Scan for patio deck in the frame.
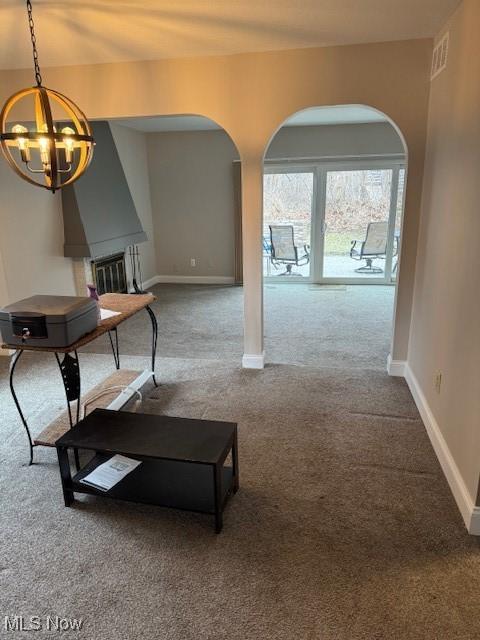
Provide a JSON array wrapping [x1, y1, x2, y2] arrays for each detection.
[[264, 254, 395, 279]]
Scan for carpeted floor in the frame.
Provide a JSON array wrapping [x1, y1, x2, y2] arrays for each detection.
[[80, 283, 395, 369], [1, 285, 479, 640]]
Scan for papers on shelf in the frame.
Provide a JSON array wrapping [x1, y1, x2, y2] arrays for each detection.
[[80, 454, 141, 491], [100, 308, 122, 321]]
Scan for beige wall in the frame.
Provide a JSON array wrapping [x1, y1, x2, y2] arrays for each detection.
[[145, 122, 403, 278], [0, 38, 432, 360], [0, 159, 76, 307], [110, 123, 156, 283], [0, 123, 155, 312], [409, 0, 480, 504], [0, 233, 12, 307], [146, 130, 239, 278]]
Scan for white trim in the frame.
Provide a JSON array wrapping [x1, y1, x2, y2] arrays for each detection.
[[404, 363, 479, 535], [242, 352, 265, 369], [141, 275, 160, 290], [144, 275, 235, 285], [106, 370, 154, 411], [261, 154, 406, 166], [386, 354, 406, 376]]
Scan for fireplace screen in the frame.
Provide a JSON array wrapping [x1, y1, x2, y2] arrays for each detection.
[[92, 253, 127, 295]]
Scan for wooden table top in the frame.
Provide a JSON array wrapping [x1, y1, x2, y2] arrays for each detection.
[[2, 292, 155, 353], [56, 408, 236, 464]]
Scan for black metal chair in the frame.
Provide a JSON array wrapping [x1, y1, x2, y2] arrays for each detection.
[[350, 221, 388, 273], [269, 224, 310, 276]]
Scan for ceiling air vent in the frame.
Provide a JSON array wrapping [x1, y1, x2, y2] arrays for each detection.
[[431, 32, 449, 80]]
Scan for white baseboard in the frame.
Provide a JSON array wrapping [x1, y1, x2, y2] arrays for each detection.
[[141, 275, 160, 290], [154, 275, 235, 285], [404, 362, 479, 535], [242, 352, 265, 369], [128, 274, 235, 290], [387, 354, 406, 376]]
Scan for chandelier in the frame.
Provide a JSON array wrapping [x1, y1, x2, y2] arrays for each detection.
[[0, 1, 94, 193]]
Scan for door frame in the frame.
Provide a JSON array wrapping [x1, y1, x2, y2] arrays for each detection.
[[263, 164, 317, 282], [264, 156, 406, 285]]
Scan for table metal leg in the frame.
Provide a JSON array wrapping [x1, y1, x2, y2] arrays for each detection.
[[132, 279, 159, 387], [108, 328, 120, 370], [9, 350, 35, 466], [145, 305, 158, 387], [56, 446, 74, 506], [55, 350, 81, 470], [213, 463, 223, 534]]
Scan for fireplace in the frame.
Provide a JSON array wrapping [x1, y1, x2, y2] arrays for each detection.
[[71, 247, 144, 297], [91, 252, 128, 295]]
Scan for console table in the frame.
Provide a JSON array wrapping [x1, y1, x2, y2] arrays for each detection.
[[56, 409, 239, 533], [2, 293, 158, 465]]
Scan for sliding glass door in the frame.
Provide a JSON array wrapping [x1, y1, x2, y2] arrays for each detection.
[[391, 168, 406, 283], [320, 167, 394, 282], [263, 160, 405, 284], [263, 168, 314, 279]]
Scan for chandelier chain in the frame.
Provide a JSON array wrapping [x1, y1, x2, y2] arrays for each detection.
[[26, 0, 42, 86]]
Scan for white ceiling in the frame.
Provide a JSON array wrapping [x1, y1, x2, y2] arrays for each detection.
[[114, 106, 388, 132], [0, 0, 461, 71]]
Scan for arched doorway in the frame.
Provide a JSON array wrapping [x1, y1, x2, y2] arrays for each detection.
[[262, 105, 408, 368], [83, 113, 245, 363]]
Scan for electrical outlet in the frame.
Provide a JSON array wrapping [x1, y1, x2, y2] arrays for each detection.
[[434, 372, 442, 394], [190, 258, 196, 268]]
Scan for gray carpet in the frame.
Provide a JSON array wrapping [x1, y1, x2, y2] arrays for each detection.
[[1, 285, 479, 640], [80, 283, 395, 369]]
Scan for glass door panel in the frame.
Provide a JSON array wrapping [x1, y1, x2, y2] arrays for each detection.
[[322, 169, 393, 280], [391, 168, 405, 282], [263, 171, 313, 279]]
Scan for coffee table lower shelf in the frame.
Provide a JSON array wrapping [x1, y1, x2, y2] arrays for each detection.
[[65, 453, 235, 532]]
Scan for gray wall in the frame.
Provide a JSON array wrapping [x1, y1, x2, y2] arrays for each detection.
[[110, 123, 157, 283], [147, 122, 403, 277], [266, 122, 404, 159], [147, 130, 240, 278]]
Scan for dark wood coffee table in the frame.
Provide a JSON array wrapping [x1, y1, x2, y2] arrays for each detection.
[[55, 409, 239, 533]]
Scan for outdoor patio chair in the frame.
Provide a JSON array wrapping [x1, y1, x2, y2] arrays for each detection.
[[350, 221, 388, 273], [263, 235, 273, 276], [269, 224, 310, 276]]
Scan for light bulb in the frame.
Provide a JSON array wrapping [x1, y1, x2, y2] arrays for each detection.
[[11, 124, 30, 162], [37, 123, 57, 167], [61, 126, 75, 164], [38, 136, 50, 166], [12, 123, 28, 138]]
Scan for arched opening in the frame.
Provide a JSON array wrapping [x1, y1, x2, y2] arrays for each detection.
[[81, 113, 245, 363], [262, 105, 408, 368]]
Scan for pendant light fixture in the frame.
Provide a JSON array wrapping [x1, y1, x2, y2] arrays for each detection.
[[0, 0, 94, 193]]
